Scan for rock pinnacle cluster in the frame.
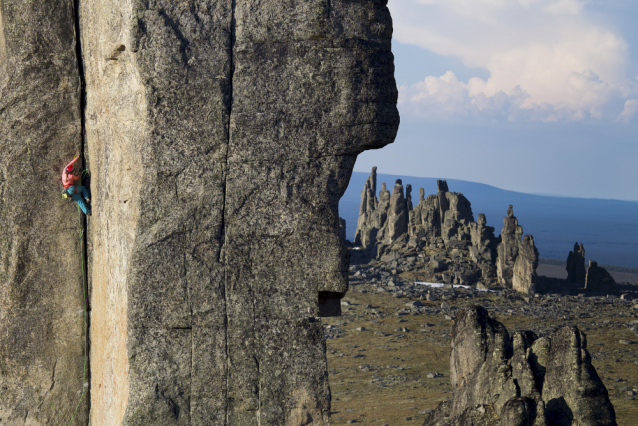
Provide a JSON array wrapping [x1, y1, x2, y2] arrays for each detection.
[[354, 168, 539, 293]]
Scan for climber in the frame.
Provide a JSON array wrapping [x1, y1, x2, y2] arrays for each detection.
[[62, 156, 91, 215]]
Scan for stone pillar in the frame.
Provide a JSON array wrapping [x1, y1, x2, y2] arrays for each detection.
[[387, 179, 408, 242], [566, 242, 586, 285], [497, 205, 523, 287], [80, 1, 399, 425]]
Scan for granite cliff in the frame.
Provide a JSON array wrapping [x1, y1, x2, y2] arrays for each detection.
[[0, 1, 399, 425]]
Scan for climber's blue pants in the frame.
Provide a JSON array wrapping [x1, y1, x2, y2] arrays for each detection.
[[67, 185, 91, 214]]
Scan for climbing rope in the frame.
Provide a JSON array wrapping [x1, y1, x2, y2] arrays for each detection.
[[65, 202, 89, 426], [53, 169, 89, 426]]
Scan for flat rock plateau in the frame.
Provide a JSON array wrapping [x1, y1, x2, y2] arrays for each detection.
[[323, 249, 638, 425]]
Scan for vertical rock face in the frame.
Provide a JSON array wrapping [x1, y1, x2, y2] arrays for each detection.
[[496, 206, 524, 288], [79, 1, 399, 425], [387, 179, 408, 241], [423, 306, 616, 426], [410, 192, 441, 239], [541, 326, 616, 426], [585, 261, 616, 293], [0, 1, 88, 424], [512, 235, 539, 294], [441, 192, 474, 248], [339, 217, 347, 244], [566, 242, 586, 285], [469, 214, 498, 281]]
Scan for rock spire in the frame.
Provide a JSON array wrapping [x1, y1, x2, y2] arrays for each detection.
[[566, 242, 586, 284]]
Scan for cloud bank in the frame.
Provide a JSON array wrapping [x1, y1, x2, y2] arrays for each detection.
[[391, 0, 638, 122]]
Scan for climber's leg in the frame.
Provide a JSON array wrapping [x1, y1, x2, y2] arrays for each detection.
[[71, 193, 90, 215], [76, 185, 90, 200]]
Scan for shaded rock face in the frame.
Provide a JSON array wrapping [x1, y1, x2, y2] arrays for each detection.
[[339, 217, 347, 244], [566, 242, 586, 285], [1, 1, 399, 425], [585, 261, 616, 294], [0, 1, 88, 424], [423, 306, 616, 426]]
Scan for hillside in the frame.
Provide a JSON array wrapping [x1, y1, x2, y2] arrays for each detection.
[[341, 171, 638, 268]]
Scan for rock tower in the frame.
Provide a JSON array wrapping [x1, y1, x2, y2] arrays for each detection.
[[423, 306, 617, 426], [566, 242, 586, 284], [0, 1, 399, 424]]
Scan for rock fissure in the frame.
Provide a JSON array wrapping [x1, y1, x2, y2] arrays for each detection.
[[73, 0, 91, 422], [222, 0, 237, 423]]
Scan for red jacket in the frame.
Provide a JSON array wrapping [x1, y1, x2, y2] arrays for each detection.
[[62, 157, 80, 188]]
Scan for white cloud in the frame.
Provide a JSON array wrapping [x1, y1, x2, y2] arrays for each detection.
[[618, 99, 638, 123], [390, 0, 638, 122]]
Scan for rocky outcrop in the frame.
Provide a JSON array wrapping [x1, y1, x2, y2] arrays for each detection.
[[0, 2, 88, 424], [423, 306, 616, 426], [496, 206, 538, 292], [1, 2, 399, 425], [512, 235, 539, 294], [410, 189, 442, 239], [441, 190, 474, 249], [566, 242, 586, 285], [387, 179, 408, 242], [469, 214, 498, 281], [585, 261, 616, 293], [496, 205, 523, 286], [354, 171, 391, 250], [355, 172, 537, 291]]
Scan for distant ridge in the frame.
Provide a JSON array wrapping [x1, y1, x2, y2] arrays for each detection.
[[341, 171, 638, 268]]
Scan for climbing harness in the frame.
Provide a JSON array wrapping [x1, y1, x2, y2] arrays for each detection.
[[61, 186, 77, 199], [62, 170, 87, 200]]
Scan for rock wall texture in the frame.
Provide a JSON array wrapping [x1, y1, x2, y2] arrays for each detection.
[[1, 1, 399, 425], [0, 1, 88, 424], [423, 306, 617, 426]]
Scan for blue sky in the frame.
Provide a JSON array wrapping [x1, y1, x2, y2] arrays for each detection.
[[355, 0, 638, 201]]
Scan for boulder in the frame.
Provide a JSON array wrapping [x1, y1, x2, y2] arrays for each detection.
[[585, 261, 616, 293]]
